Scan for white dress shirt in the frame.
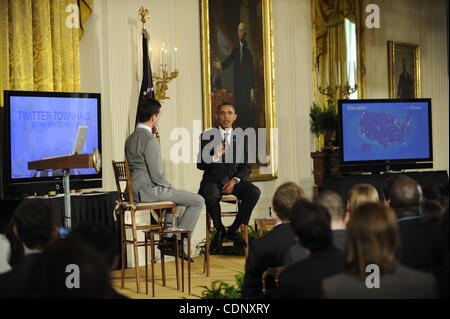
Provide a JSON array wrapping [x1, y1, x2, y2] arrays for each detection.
[[213, 127, 240, 183], [136, 123, 154, 135]]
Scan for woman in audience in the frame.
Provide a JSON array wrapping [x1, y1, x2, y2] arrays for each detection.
[[322, 203, 437, 299], [345, 184, 379, 221]]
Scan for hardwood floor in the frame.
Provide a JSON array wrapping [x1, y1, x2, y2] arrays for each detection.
[[111, 255, 245, 299]]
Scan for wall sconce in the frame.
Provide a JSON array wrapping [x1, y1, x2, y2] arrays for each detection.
[[139, 7, 179, 101]]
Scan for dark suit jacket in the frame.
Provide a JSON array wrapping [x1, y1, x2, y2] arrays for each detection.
[[0, 253, 39, 299], [323, 262, 437, 299], [397, 216, 441, 274], [197, 128, 251, 187], [241, 223, 297, 298], [271, 246, 343, 299], [286, 229, 346, 266]]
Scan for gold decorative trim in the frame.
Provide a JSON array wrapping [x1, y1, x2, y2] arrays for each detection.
[[200, 0, 277, 181], [388, 41, 421, 99]]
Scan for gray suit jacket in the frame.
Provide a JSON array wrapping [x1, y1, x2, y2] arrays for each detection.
[[125, 127, 172, 203]]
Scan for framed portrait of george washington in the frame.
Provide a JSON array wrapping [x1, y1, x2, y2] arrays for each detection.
[[388, 41, 421, 99], [200, 0, 277, 181]]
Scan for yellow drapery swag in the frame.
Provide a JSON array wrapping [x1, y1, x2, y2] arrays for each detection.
[[0, 0, 93, 107], [312, 0, 358, 106]]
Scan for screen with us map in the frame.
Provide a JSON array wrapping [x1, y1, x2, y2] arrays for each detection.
[[340, 100, 431, 163]]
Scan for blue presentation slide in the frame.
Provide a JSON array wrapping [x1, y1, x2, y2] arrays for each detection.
[[341, 101, 430, 162], [10, 96, 99, 179]]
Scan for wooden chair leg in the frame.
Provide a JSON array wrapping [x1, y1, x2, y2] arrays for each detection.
[[204, 213, 211, 277], [150, 233, 156, 297], [120, 211, 126, 289], [161, 241, 166, 287], [145, 234, 149, 295], [187, 233, 191, 295], [174, 237, 180, 290], [131, 210, 140, 293], [181, 237, 185, 293]]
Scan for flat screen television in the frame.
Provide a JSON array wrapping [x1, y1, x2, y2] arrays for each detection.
[[338, 98, 433, 173], [3, 90, 102, 196]]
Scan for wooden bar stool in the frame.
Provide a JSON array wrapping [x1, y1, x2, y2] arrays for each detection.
[[144, 229, 192, 297], [203, 194, 249, 277], [112, 160, 177, 294]]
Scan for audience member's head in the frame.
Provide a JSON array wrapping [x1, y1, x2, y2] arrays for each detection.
[[67, 224, 118, 270], [272, 182, 304, 222], [384, 175, 423, 218], [345, 203, 399, 278], [423, 182, 449, 211], [422, 200, 445, 224], [316, 191, 345, 226], [30, 237, 112, 299], [290, 199, 332, 254], [346, 184, 379, 217], [10, 200, 58, 252]]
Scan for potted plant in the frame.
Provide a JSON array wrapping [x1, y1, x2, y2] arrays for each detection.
[[309, 102, 338, 150], [309, 102, 340, 188]]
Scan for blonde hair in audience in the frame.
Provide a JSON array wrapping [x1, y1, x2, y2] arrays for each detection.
[[347, 184, 380, 215], [345, 203, 399, 278]]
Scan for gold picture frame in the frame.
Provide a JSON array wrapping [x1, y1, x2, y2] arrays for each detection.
[[388, 41, 421, 99], [200, 0, 277, 181]]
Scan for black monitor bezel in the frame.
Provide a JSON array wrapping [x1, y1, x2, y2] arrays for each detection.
[[337, 98, 433, 169]]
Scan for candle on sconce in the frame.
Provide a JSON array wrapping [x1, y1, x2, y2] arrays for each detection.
[[174, 47, 178, 71], [165, 48, 169, 71], [161, 43, 165, 67]]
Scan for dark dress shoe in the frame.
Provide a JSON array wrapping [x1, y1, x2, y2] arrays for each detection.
[[160, 242, 194, 262], [227, 229, 247, 248], [211, 228, 226, 252], [157, 237, 176, 253]]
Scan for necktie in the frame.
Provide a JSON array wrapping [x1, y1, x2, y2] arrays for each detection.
[[224, 132, 230, 147]]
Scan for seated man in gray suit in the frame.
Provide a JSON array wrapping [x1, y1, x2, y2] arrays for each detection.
[[125, 98, 204, 262]]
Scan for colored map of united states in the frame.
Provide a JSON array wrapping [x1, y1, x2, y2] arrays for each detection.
[[359, 112, 411, 148]]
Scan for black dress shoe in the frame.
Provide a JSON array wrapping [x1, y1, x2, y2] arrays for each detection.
[[160, 242, 194, 262], [227, 229, 247, 248], [211, 228, 226, 253], [157, 237, 176, 253]]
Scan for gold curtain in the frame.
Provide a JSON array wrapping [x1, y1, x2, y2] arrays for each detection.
[[0, 0, 93, 107], [312, 0, 357, 105]]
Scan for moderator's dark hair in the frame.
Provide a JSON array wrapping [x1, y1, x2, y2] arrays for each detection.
[[12, 199, 57, 250], [68, 223, 118, 267], [290, 199, 332, 253], [217, 102, 235, 113], [136, 98, 161, 123]]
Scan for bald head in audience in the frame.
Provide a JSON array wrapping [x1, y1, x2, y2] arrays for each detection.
[[385, 176, 423, 218]]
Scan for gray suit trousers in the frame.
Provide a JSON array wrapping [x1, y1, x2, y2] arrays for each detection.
[[151, 187, 204, 234]]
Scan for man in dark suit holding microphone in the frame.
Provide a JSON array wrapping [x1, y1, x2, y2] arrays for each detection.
[[197, 102, 260, 251]]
